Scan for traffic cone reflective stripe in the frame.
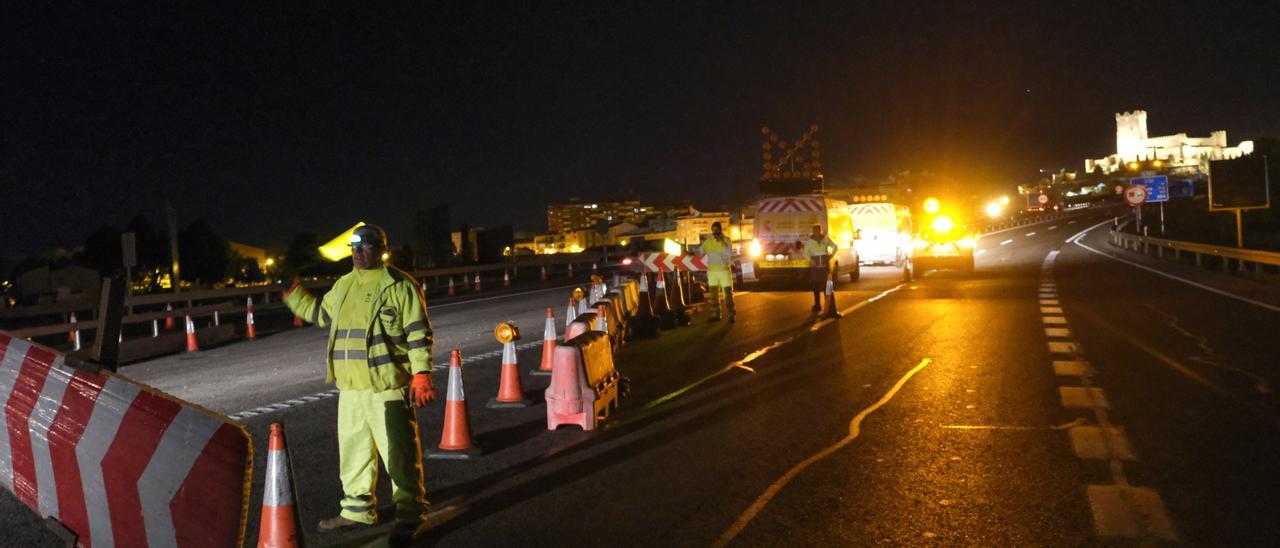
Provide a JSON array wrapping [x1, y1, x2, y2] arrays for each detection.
[[429, 349, 480, 458], [68, 312, 81, 351], [535, 308, 556, 375], [566, 298, 577, 333], [185, 315, 199, 352], [246, 296, 257, 340], [488, 342, 530, 408], [503, 271, 511, 287], [258, 422, 301, 548]]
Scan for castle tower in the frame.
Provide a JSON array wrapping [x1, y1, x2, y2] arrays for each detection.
[[1115, 110, 1148, 162]]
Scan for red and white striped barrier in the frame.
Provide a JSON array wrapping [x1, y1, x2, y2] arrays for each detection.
[[0, 331, 251, 547], [636, 252, 707, 272]]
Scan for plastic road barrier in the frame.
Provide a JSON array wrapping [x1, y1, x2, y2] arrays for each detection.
[[546, 331, 620, 431], [0, 331, 252, 547]]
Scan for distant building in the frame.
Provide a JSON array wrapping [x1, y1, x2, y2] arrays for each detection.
[[675, 211, 730, 245], [227, 241, 268, 269], [1085, 110, 1254, 174], [546, 199, 641, 233]]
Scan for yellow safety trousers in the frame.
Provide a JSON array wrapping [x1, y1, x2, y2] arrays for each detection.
[[337, 387, 429, 525]]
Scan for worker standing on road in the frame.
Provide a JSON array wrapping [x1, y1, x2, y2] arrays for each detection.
[[282, 224, 434, 547], [701, 221, 735, 322], [804, 224, 838, 313]]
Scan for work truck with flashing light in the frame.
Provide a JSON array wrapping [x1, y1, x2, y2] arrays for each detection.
[[743, 195, 860, 285]]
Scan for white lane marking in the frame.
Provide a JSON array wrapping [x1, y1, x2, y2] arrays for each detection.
[[713, 358, 931, 548], [1001, 239, 1014, 246], [1053, 360, 1089, 377], [975, 249, 987, 256], [1069, 220, 1077, 224], [1048, 341, 1080, 354], [1045, 328, 1071, 338], [1049, 225, 1058, 230], [1068, 220, 1280, 313], [1041, 306, 1064, 314], [1060, 386, 1110, 409], [1040, 299, 1059, 305], [1088, 485, 1179, 540], [1026, 232, 1037, 237], [1070, 426, 1136, 461]]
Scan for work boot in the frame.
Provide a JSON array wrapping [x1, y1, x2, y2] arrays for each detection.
[[389, 520, 430, 547], [318, 515, 370, 534]]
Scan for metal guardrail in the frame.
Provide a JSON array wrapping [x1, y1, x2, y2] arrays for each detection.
[[1108, 225, 1280, 280]]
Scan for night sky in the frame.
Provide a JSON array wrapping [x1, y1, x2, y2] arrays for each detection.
[[4, 2, 1278, 256]]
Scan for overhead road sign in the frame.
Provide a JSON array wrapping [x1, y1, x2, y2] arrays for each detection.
[[1130, 175, 1169, 203]]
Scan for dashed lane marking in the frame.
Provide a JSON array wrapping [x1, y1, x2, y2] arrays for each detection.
[[1041, 306, 1064, 314], [1048, 341, 1080, 354], [228, 340, 545, 420], [1044, 328, 1071, 338], [1087, 485, 1179, 541], [1026, 232, 1038, 237], [1001, 239, 1014, 246], [1040, 299, 1059, 305], [1053, 360, 1090, 377], [1042, 316, 1067, 325], [1049, 225, 1058, 230], [1070, 426, 1137, 461], [1060, 386, 1110, 410], [712, 358, 931, 548]]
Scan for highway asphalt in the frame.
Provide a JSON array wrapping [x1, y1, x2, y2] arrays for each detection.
[[3, 205, 1278, 547]]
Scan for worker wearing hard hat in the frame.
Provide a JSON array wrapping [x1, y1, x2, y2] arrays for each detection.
[[804, 224, 839, 314], [282, 224, 434, 546], [700, 221, 735, 322]]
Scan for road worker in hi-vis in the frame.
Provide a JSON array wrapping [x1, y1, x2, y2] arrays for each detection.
[[804, 224, 839, 315], [701, 221, 736, 322], [282, 224, 434, 546]]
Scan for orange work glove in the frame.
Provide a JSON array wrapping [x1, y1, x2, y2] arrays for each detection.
[[409, 373, 436, 407], [282, 277, 302, 298]]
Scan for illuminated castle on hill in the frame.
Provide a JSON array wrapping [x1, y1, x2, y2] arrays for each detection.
[[1085, 110, 1253, 174]]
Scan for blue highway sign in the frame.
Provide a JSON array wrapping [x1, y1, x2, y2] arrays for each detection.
[[1130, 175, 1169, 203]]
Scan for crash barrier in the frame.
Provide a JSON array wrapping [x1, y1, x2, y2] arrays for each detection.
[[977, 208, 1084, 234], [546, 330, 620, 430], [1108, 227, 1280, 282], [565, 312, 595, 342], [592, 302, 625, 352], [0, 331, 252, 547]]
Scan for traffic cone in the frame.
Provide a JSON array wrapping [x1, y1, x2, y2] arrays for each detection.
[[822, 275, 841, 319], [566, 298, 577, 333], [428, 349, 481, 459], [68, 312, 81, 351], [541, 265, 548, 281], [592, 263, 598, 274], [653, 271, 675, 329], [631, 273, 658, 338], [567, 263, 573, 278], [164, 303, 175, 330], [577, 294, 588, 316], [534, 308, 556, 376], [595, 304, 609, 332], [448, 277, 456, 296], [245, 296, 257, 341], [185, 315, 199, 352], [488, 341, 530, 408], [474, 273, 481, 292], [258, 422, 302, 548]]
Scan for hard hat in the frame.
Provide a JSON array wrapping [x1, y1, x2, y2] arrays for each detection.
[[350, 224, 388, 247]]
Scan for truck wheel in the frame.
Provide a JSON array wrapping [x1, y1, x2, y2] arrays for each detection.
[[848, 262, 861, 282]]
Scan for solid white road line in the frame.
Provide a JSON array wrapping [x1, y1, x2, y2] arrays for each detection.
[[1068, 220, 1280, 314]]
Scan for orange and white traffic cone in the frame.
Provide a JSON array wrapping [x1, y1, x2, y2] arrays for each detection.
[[428, 349, 481, 459], [595, 303, 609, 332], [822, 275, 841, 319], [474, 273, 481, 292], [164, 303, 175, 330], [566, 298, 577, 332], [68, 312, 81, 351], [488, 341, 530, 408], [567, 263, 573, 279], [245, 296, 257, 341], [258, 422, 302, 548], [503, 270, 511, 287], [592, 263, 598, 274], [185, 315, 200, 352], [541, 265, 548, 281], [448, 277, 456, 296], [533, 308, 556, 376]]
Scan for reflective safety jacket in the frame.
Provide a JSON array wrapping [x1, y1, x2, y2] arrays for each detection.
[[700, 236, 734, 272], [803, 236, 838, 258], [284, 266, 433, 391]]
